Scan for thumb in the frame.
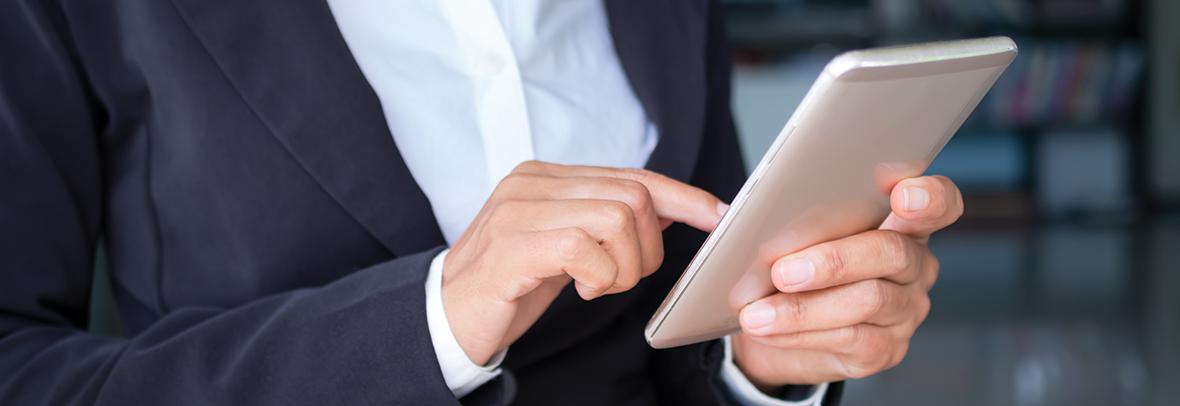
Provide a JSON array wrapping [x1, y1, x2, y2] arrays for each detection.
[[879, 175, 964, 242]]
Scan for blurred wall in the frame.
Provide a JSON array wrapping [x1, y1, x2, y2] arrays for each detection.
[[1148, 0, 1180, 202]]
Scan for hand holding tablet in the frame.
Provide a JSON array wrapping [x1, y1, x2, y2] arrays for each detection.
[[646, 37, 1018, 349]]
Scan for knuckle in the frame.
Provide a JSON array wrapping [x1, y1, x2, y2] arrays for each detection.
[[840, 363, 867, 379], [843, 359, 879, 379], [553, 229, 591, 260], [499, 172, 524, 187], [915, 293, 933, 323], [781, 294, 809, 324], [590, 262, 618, 288], [645, 245, 665, 275], [840, 326, 866, 348], [879, 232, 914, 274], [599, 201, 634, 231], [487, 200, 521, 226], [767, 332, 803, 348], [620, 167, 653, 182], [889, 343, 911, 369], [617, 179, 653, 213], [861, 280, 892, 316], [495, 173, 531, 195], [924, 262, 941, 290], [851, 334, 893, 374], [925, 252, 941, 278], [845, 368, 872, 380], [616, 269, 641, 291], [854, 354, 887, 380], [819, 246, 846, 283], [512, 160, 546, 174]]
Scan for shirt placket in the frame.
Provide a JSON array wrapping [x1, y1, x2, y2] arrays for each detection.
[[439, 0, 535, 192]]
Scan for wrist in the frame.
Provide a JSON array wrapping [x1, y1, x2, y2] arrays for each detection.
[[438, 259, 502, 365], [426, 250, 506, 396], [440, 270, 497, 365], [730, 335, 788, 395]]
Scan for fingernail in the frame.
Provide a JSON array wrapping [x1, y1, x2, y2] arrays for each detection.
[[741, 302, 776, 329], [716, 202, 730, 217], [775, 258, 815, 288], [903, 187, 929, 212]]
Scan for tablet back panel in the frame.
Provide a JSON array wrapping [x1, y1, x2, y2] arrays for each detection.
[[647, 37, 1017, 348]]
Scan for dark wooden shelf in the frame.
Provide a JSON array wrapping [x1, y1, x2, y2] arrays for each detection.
[[722, 0, 1141, 55]]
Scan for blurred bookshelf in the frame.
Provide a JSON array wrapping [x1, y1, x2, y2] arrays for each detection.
[[723, 5, 1177, 403], [724, 0, 1150, 227]]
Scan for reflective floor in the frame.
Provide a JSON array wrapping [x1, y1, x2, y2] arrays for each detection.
[[842, 216, 1180, 406]]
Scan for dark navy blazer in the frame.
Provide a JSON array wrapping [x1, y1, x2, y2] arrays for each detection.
[[0, 0, 843, 404]]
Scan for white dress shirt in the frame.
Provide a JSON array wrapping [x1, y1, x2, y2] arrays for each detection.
[[327, 0, 825, 404]]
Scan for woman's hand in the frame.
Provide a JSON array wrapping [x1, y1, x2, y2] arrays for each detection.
[[441, 161, 725, 365], [731, 175, 964, 388]]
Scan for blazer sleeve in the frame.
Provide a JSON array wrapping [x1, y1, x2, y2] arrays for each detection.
[[0, 3, 474, 405], [642, 1, 844, 405]]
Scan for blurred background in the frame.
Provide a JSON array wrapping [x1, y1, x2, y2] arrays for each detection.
[[723, 0, 1178, 405]]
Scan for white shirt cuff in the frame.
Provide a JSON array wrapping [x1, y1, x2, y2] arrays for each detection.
[[425, 249, 506, 398], [719, 336, 828, 406]]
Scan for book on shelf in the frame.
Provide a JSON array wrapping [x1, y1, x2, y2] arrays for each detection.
[[870, 0, 1127, 28], [981, 40, 1143, 128]]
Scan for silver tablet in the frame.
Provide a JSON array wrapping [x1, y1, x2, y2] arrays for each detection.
[[646, 37, 1017, 349]]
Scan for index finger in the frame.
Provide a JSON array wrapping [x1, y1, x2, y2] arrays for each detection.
[[511, 161, 726, 232]]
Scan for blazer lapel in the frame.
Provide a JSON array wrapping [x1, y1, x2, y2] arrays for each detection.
[[169, 0, 445, 256], [605, 0, 710, 183], [166, 0, 708, 254]]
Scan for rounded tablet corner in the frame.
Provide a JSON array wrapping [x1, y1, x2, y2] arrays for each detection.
[[644, 319, 665, 348], [646, 335, 671, 350], [645, 326, 678, 349], [824, 51, 865, 79], [997, 36, 1018, 54], [989, 36, 1019, 63]]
